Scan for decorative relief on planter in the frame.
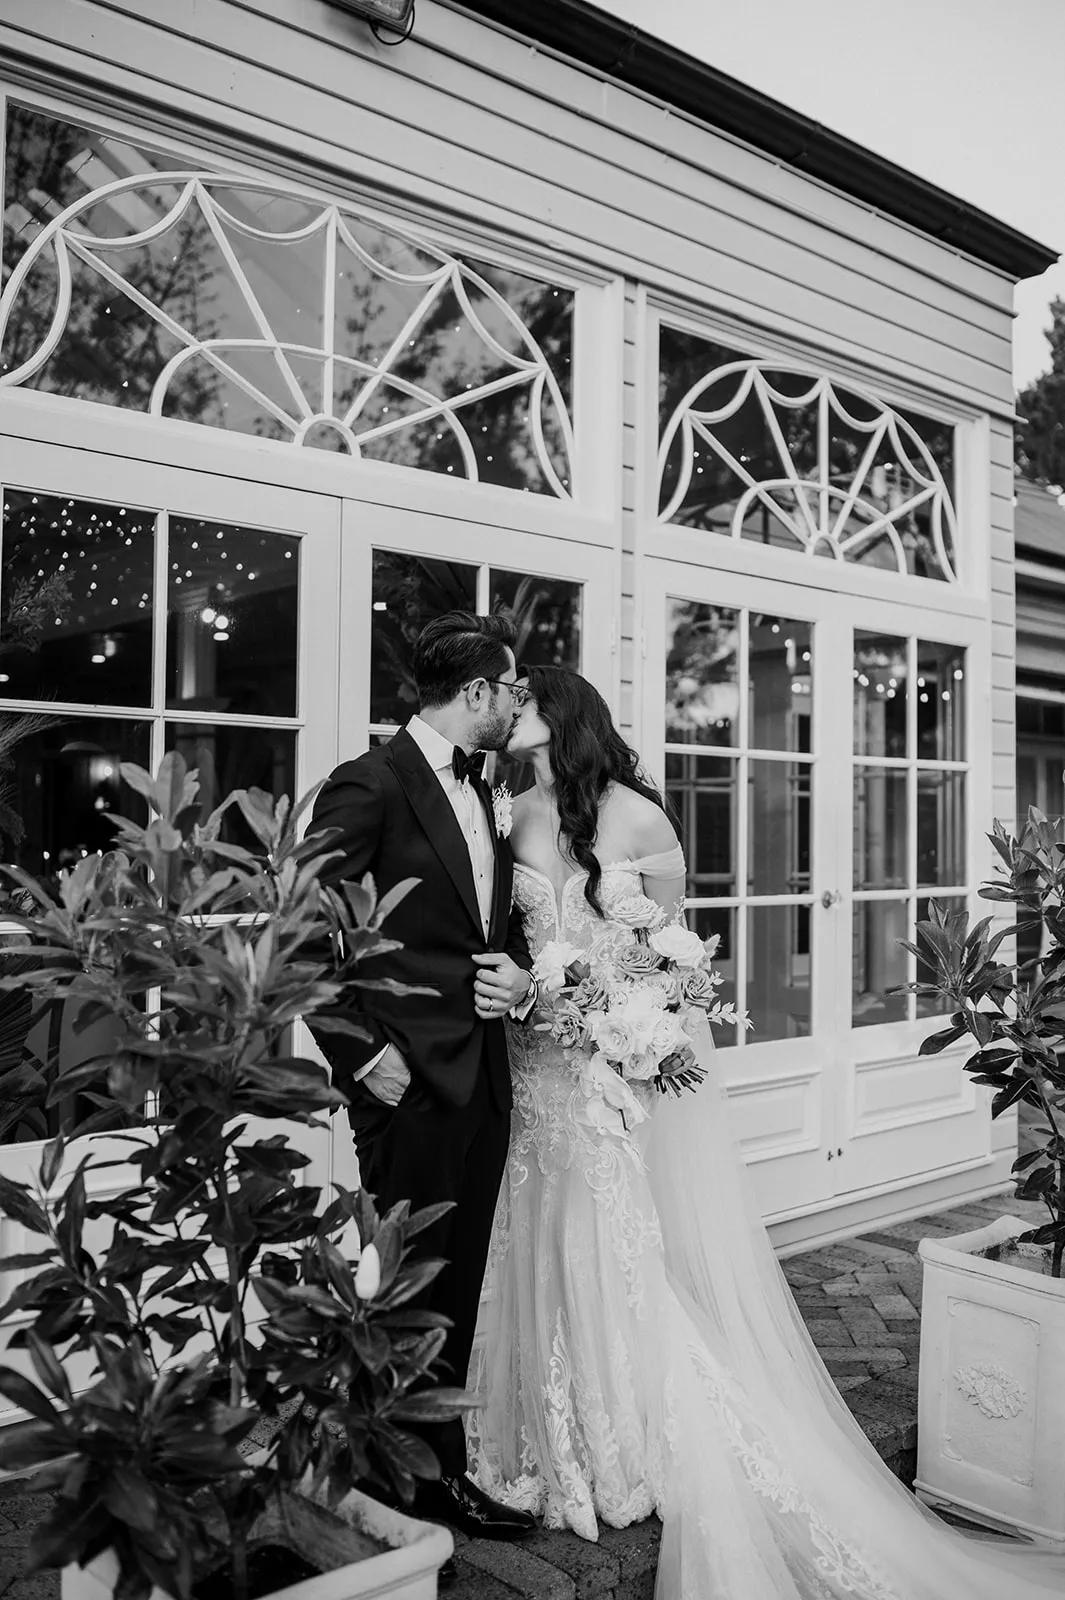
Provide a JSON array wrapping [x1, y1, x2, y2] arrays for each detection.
[[954, 1362, 1026, 1420]]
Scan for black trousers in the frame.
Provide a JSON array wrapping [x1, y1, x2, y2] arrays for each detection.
[[344, 1048, 510, 1480]]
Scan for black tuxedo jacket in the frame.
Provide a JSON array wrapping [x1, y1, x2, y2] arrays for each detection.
[[307, 725, 531, 1112]]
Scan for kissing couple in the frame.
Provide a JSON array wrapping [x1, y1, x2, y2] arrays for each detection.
[[310, 610, 1064, 1599]]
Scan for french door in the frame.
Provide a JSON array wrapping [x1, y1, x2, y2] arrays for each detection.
[[642, 559, 992, 1223], [0, 430, 619, 1411], [0, 437, 342, 1416]]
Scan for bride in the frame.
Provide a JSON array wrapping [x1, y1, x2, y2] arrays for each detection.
[[467, 664, 1065, 1599]]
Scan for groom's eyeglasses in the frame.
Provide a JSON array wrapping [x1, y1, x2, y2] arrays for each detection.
[[474, 678, 530, 707]]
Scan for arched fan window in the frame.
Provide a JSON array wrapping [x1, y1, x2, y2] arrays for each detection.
[[657, 328, 958, 583], [0, 104, 574, 497]]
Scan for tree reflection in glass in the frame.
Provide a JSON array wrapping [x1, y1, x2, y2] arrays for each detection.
[[2, 104, 575, 495]]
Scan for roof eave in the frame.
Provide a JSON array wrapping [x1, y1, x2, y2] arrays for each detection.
[[448, 0, 1059, 282]]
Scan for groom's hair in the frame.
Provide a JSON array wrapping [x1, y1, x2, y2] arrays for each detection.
[[413, 610, 518, 709]]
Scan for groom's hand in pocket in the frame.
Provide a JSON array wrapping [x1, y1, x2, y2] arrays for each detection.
[[362, 1043, 411, 1107], [473, 952, 533, 1018]]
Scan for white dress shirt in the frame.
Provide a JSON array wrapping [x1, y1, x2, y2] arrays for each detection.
[[405, 715, 495, 938]]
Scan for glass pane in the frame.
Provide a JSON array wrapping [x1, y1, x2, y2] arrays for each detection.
[[748, 761, 811, 896], [665, 753, 736, 898], [0, 935, 133, 1143], [748, 904, 811, 1040], [164, 723, 296, 850], [852, 899, 909, 1027], [370, 553, 479, 727], [166, 519, 299, 718], [917, 771, 965, 887], [0, 714, 150, 875], [916, 641, 965, 761], [1046, 756, 1065, 824], [2, 104, 205, 403], [490, 571, 581, 670], [1016, 753, 1038, 828], [749, 616, 812, 752], [854, 633, 907, 758], [665, 600, 739, 746], [831, 411, 955, 582], [854, 767, 907, 889], [338, 249, 573, 495], [0, 489, 154, 707], [916, 895, 967, 1019], [688, 905, 737, 1042]]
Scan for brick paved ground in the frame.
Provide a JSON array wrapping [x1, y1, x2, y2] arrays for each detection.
[[0, 1186, 1045, 1600]]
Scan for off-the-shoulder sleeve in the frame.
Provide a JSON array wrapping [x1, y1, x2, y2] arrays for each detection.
[[630, 846, 686, 880]]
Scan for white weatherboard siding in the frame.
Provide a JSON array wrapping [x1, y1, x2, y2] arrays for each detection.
[[0, 0, 1024, 1278], [1, 0, 1017, 411]]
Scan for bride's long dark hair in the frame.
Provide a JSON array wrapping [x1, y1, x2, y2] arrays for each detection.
[[524, 665, 670, 915]]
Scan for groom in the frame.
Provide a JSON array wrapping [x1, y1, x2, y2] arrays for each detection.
[[308, 611, 537, 1540]]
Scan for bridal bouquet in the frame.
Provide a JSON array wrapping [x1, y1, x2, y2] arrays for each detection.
[[531, 893, 747, 1127]]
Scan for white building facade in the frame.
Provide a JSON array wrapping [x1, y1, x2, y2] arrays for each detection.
[[0, 0, 1055, 1320]]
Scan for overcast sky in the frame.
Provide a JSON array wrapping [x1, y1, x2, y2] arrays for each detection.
[[596, 0, 1064, 392]]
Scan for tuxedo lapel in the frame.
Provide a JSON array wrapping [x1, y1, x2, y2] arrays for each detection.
[[387, 727, 483, 937]]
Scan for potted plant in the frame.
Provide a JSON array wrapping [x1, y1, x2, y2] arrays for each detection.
[[900, 806, 1065, 1542], [0, 753, 468, 1599]]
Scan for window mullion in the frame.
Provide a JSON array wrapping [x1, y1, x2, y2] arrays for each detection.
[[907, 635, 919, 1022], [150, 508, 169, 772]]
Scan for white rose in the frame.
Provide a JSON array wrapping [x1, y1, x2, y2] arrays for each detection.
[[589, 1013, 637, 1063], [532, 939, 585, 995], [609, 892, 667, 931], [649, 924, 707, 966], [614, 986, 664, 1057], [651, 1011, 687, 1060]]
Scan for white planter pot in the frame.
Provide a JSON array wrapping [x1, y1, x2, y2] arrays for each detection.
[[916, 1213, 1065, 1544], [60, 1482, 453, 1600]]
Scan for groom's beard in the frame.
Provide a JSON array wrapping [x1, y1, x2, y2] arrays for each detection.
[[474, 708, 517, 752]]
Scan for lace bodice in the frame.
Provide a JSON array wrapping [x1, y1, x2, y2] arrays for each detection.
[[513, 847, 686, 959]]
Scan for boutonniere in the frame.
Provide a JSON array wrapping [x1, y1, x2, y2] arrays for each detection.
[[492, 783, 514, 839]]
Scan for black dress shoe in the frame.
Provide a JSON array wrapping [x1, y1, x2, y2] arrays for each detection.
[[418, 1473, 537, 1540], [437, 1554, 457, 1589]]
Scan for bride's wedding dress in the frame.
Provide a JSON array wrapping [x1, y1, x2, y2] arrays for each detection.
[[467, 849, 1065, 1598]]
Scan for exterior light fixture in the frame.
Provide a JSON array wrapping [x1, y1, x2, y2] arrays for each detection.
[[330, 0, 415, 42]]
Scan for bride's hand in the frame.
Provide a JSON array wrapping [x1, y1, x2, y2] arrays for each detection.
[[473, 952, 533, 1018]]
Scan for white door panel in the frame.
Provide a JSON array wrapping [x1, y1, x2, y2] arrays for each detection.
[[640, 557, 993, 1223]]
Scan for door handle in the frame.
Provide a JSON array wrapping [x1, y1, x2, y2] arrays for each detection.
[[820, 890, 842, 909]]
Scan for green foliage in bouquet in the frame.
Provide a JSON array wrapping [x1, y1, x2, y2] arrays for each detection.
[[899, 807, 1065, 1276], [0, 754, 471, 1600]]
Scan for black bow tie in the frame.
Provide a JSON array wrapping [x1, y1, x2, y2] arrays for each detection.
[[452, 747, 487, 784]]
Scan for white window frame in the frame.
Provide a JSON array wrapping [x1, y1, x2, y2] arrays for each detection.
[[340, 499, 618, 757], [635, 299, 992, 617], [0, 83, 627, 526]]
